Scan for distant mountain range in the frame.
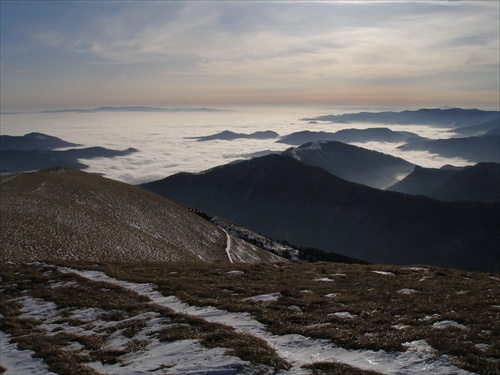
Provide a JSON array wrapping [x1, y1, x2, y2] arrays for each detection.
[[450, 118, 500, 136], [0, 132, 140, 173], [277, 128, 424, 146], [188, 130, 279, 142], [387, 163, 500, 202], [282, 141, 415, 189], [302, 108, 500, 127], [42, 106, 228, 113], [1, 106, 228, 115], [0, 168, 281, 263], [141, 154, 500, 272]]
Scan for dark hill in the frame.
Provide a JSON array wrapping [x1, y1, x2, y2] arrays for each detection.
[[188, 130, 279, 141], [141, 154, 500, 272], [0, 132, 80, 150], [281, 141, 414, 189], [331, 127, 424, 143], [0, 168, 281, 263], [0, 147, 138, 173], [276, 131, 335, 145], [387, 163, 500, 202]]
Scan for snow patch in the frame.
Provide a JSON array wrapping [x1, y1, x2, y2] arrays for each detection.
[[313, 277, 335, 282], [0, 322, 58, 375], [51, 265, 476, 375], [331, 311, 357, 319], [243, 292, 281, 302], [87, 339, 249, 375], [325, 293, 339, 298], [398, 288, 419, 295], [432, 320, 467, 330], [227, 270, 244, 275], [392, 324, 410, 330], [50, 280, 78, 288], [372, 271, 395, 276], [406, 267, 429, 272], [473, 343, 490, 351]]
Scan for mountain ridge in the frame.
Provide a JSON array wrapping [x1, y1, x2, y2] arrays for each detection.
[[282, 140, 415, 189], [387, 162, 500, 202], [0, 168, 281, 263], [302, 108, 500, 127], [141, 154, 500, 272], [277, 128, 424, 146]]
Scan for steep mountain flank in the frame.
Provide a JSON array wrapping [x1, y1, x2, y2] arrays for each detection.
[[142, 155, 500, 272], [0, 168, 281, 263], [282, 141, 415, 189], [387, 163, 500, 202], [450, 118, 500, 136], [398, 135, 500, 163]]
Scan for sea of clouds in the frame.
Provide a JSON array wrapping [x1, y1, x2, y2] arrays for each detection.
[[0, 106, 471, 185]]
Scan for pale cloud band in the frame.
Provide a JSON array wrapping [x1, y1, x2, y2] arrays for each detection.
[[1, 1, 498, 110]]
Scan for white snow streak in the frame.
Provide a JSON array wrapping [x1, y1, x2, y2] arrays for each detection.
[[53, 265, 476, 375], [432, 320, 467, 330], [371, 270, 396, 276], [0, 328, 57, 375], [221, 228, 234, 263], [243, 292, 282, 302], [11, 293, 251, 375]]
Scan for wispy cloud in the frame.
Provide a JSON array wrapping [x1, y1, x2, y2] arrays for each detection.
[[1, 1, 498, 110]]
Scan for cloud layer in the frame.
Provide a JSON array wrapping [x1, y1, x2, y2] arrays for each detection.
[[1, 107, 475, 185], [1, 1, 499, 110]]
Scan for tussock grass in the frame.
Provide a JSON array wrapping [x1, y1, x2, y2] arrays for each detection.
[[157, 314, 290, 369], [75, 260, 499, 374], [2, 261, 499, 374], [0, 262, 290, 373]]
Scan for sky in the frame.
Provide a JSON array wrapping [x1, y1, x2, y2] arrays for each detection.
[[1, 0, 499, 112]]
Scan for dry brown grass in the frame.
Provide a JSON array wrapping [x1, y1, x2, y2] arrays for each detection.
[[0, 169, 280, 263], [80, 260, 499, 374], [0, 262, 290, 373], [2, 261, 499, 374]]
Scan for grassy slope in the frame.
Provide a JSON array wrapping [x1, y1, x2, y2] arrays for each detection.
[[0, 169, 280, 263]]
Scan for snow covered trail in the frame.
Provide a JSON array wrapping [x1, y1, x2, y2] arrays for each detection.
[[221, 228, 234, 263], [52, 264, 476, 375]]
